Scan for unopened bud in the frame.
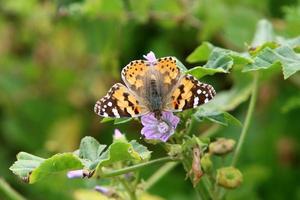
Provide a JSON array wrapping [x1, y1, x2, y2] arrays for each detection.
[[95, 186, 117, 198], [216, 167, 243, 189], [113, 129, 126, 141], [209, 138, 235, 156], [200, 153, 212, 172]]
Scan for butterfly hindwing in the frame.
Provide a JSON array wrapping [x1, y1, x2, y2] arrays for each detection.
[[167, 74, 216, 111], [94, 83, 147, 118]]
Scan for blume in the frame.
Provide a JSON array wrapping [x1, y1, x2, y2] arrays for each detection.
[[94, 185, 110, 194], [143, 51, 157, 64], [67, 170, 84, 179], [113, 129, 124, 139], [95, 186, 115, 197], [141, 111, 180, 142]]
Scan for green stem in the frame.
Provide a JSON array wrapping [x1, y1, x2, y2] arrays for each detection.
[[119, 178, 137, 200], [101, 157, 178, 178], [231, 73, 259, 166], [144, 162, 179, 190], [0, 178, 26, 200]]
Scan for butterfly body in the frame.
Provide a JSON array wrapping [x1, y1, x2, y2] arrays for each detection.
[[94, 56, 216, 119]]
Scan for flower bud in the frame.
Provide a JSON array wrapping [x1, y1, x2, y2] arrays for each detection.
[[216, 167, 243, 189], [200, 153, 212, 172], [94, 186, 117, 198], [209, 138, 235, 156], [113, 129, 126, 141]]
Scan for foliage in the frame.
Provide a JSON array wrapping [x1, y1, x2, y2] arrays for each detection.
[[1, 0, 300, 200]]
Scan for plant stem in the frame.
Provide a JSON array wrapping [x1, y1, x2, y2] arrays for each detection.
[[144, 162, 179, 190], [0, 178, 26, 200], [118, 177, 137, 200], [231, 73, 259, 166], [101, 157, 178, 178]]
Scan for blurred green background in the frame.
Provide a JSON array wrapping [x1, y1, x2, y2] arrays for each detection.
[[1, 0, 300, 199]]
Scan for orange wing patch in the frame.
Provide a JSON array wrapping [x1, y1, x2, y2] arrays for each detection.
[[121, 60, 149, 90], [156, 57, 180, 85]]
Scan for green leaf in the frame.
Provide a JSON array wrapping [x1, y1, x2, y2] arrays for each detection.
[[101, 117, 114, 123], [186, 42, 214, 63], [98, 141, 141, 166], [79, 136, 106, 169], [244, 46, 300, 79], [30, 153, 83, 183], [10, 152, 83, 184], [175, 57, 188, 72], [194, 108, 241, 126], [114, 118, 133, 124], [251, 19, 274, 47], [9, 152, 44, 178], [130, 140, 151, 160], [96, 140, 151, 174], [186, 66, 227, 79]]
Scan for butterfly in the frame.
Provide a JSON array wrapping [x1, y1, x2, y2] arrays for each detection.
[[94, 54, 216, 119]]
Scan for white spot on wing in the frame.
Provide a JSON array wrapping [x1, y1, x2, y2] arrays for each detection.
[[112, 108, 120, 118], [193, 97, 199, 107], [204, 98, 209, 103], [108, 102, 112, 107], [197, 89, 202, 94]]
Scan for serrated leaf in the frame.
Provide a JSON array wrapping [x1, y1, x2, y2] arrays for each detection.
[[10, 153, 83, 184], [98, 141, 141, 167], [79, 136, 106, 169], [10, 152, 44, 178], [186, 66, 227, 79], [95, 140, 151, 174], [130, 140, 151, 160], [186, 42, 214, 63], [243, 46, 300, 79]]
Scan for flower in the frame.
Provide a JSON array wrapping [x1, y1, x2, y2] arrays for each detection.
[[113, 129, 124, 139], [143, 51, 157, 64], [67, 169, 91, 179], [141, 111, 180, 142], [67, 170, 84, 179], [94, 186, 110, 195]]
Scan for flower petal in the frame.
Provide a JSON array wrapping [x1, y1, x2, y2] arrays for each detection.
[[141, 113, 157, 126], [143, 51, 157, 63], [162, 111, 180, 128]]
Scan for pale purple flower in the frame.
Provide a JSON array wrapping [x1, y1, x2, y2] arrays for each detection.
[[94, 186, 110, 194], [143, 51, 157, 64], [113, 129, 124, 139], [67, 170, 84, 179], [95, 186, 115, 197], [141, 111, 180, 142]]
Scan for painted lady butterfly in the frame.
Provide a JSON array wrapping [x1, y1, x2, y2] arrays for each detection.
[[94, 53, 216, 119]]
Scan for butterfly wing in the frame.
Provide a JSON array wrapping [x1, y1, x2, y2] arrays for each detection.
[[94, 83, 148, 118], [166, 74, 216, 111], [154, 57, 181, 95], [121, 60, 150, 97]]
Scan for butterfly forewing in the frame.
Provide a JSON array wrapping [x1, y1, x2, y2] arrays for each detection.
[[94, 83, 148, 118], [166, 74, 216, 112], [155, 57, 181, 94], [121, 60, 150, 97]]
